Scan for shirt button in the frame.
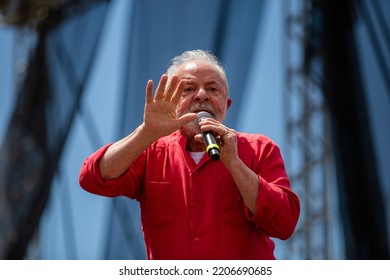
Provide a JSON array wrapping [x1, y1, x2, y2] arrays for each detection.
[[194, 237, 200, 242]]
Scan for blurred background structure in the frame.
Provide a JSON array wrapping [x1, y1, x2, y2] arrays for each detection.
[[0, 0, 389, 260]]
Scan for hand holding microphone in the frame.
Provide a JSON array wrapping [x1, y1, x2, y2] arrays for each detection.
[[196, 111, 221, 161]]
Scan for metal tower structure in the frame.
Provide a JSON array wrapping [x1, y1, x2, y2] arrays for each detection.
[[281, 0, 340, 259], [282, 0, 390, 259]]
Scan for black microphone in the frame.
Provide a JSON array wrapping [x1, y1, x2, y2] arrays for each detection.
[[196, 111, 220, 161]]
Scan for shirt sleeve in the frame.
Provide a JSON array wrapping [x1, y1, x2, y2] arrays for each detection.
[[244, 138, 300, 240], [78, 144, 144, 200]]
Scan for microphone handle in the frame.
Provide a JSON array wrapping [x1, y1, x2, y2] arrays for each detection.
[[202, 131, 220, 161]]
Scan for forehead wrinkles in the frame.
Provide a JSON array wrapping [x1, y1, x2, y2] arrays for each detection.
[[179, 61, 221, 76], [174, 60, 229, 95], [180, 66, 225, 85]]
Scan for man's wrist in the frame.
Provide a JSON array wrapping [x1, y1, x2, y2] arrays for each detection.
[[138, 123, 160, 144], [223, 155, 242, 171]]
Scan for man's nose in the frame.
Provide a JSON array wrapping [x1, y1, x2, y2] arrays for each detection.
[[194, 88, 209, 102]]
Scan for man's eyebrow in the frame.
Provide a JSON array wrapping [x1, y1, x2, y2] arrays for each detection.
[[205, 80, 221, 86], [181, 76, 195, 82], [181, 79, 221, 86]]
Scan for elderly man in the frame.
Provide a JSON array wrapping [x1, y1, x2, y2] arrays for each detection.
[[79, 49, 300, 260]]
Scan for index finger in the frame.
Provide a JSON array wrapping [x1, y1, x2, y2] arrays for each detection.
[[145, 80, 154, 104]]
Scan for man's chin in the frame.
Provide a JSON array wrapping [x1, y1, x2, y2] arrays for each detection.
[[179, 124, 199, 139]]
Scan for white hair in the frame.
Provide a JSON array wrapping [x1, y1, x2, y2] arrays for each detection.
[[166, 49, 229, 94]]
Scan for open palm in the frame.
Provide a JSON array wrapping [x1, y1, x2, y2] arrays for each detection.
[[143, 74, 196, 139]]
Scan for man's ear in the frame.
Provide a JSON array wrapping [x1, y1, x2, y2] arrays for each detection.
[[227, 98, 232, 109]]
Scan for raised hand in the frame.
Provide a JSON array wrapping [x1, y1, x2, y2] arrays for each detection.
[[143, 74, 197, 139]]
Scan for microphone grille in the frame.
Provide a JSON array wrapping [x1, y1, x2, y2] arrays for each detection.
[[196, 111, 211, 122]]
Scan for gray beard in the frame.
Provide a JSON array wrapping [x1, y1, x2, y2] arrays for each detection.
[[177, 102, 218, 138], [180, 119, 200, 139]]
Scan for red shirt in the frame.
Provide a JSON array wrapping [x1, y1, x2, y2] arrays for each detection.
[[79, 131, 300, 259]]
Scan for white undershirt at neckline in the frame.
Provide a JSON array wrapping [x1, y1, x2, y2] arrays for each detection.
[[188, 151, 206, 164]]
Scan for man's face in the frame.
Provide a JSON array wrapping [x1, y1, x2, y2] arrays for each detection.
[[174, 60, 232, 137]]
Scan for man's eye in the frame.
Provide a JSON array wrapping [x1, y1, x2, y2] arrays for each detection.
[[184, 87, 193, 92]]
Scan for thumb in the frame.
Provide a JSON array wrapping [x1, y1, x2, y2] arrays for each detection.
[[194, 134, 204, 143], [177, 113, 198, 126]]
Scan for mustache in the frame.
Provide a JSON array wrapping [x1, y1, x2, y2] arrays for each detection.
[[187, 103, 216, 118]]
